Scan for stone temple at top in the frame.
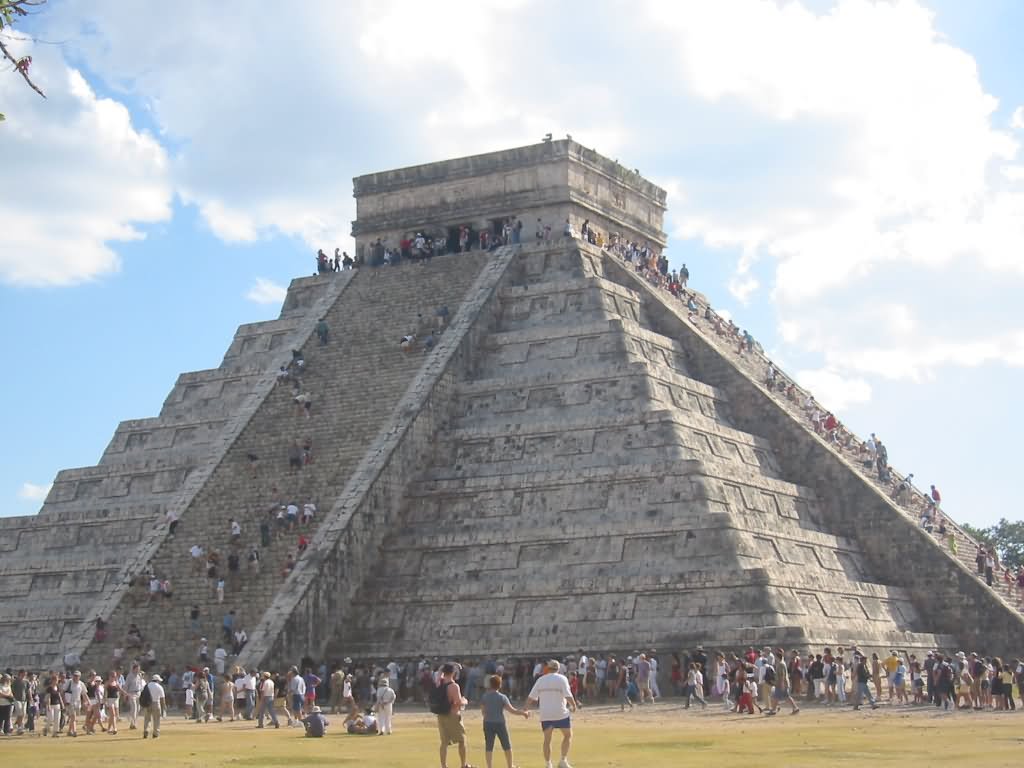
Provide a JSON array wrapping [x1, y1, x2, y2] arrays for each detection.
[[1, 139, 1020, 673]]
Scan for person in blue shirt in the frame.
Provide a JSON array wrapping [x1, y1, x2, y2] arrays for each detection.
[[481, 674, 529, 768]]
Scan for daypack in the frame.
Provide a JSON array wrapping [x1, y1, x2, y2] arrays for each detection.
[[429, 681, 452, 715], [139, 684, 152, 707], [763, 665, 776, 685]]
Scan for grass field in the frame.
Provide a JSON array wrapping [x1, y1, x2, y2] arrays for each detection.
[[3, 702, 1023, 767]]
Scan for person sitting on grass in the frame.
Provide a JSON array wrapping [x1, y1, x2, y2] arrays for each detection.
[[302, 705, 329, 737], [346, 709, 379, 734]]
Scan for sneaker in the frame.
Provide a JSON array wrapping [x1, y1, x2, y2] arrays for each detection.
[[142, 732, 148, 738], [153, 734, 159, 739], [559, 760, 574, 768]]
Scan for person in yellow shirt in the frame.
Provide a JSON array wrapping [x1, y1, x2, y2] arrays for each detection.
[[883, 651, 900, 700]]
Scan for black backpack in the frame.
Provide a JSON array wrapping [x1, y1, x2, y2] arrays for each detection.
[[139, 683, 152, 707], [429, 681, 452, 715], [763, 665, 776, 685]]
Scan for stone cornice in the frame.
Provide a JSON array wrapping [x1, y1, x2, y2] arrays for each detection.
[[353, 139, 666, 205]]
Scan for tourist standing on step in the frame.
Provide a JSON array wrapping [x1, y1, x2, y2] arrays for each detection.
[[142, 673, 166, 738], [528, 659, 577, 768]]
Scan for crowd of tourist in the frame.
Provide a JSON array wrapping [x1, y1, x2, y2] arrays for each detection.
[[3, 642, 1021, 768]]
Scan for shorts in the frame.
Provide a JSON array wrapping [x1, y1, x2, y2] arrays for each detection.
[[291, 694, 304, 712], [483, 721, 512, 752], [541, 716, 572, 731], [436, 713, 465, 745], [12, 701, 26, 718], [772, 688, 789, 700]]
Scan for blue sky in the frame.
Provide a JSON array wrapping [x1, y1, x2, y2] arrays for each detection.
[[2, 0, 1022, 528]]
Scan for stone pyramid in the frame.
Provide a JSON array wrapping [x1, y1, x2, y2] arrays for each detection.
[[3, 139, 1021, 675]]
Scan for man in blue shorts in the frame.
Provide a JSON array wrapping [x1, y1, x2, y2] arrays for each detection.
[[528, 659, 577, 768]]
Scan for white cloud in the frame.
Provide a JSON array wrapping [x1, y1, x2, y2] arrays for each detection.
[[18, 482, 52, 502], [728, 274, 759, 304], [0, 42, 171, 286], [246, 278, 287, 305], [640, 0, 1024, 383], [794, 368, 872, 411], [1012, 106, 1024, 130]]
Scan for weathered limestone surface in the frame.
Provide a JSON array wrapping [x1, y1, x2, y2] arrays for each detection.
[[331, 242, 962, 661], [600, 248, 1024, 655]]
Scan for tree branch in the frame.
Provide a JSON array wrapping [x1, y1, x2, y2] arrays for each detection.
[[0, 35, 44, 97]]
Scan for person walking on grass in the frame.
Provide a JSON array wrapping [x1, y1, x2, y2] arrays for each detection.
[[141, 674, 166, 739], [765, 648, 800, 716], [852, 656, 880, 710], [431, 663, 472, 768], [481, 674, 530, 768], [528, 660, 577, 768]]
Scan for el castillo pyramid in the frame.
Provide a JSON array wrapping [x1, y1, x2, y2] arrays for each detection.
[[3, 139, 1021, 673]]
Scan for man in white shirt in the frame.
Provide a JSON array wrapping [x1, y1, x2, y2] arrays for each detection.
[[64, 670, 89, 737], [287, 667, 306, 725], [214, 645, 228, 675], [234, 671, 248, 718], [648, 653, 660, 700], [124, 663, 144, 730], [143, 674, 167, 739], [242, 670, 257, 719], [528, 660, 577, 768], [302, 502, 316, 525], [190, 544, 204, 573], [257, 672, 280, 728]]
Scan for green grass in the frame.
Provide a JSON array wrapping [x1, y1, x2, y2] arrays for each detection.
[[5, 703, 1024, 767]]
